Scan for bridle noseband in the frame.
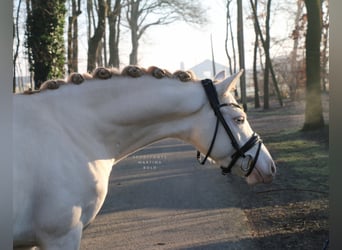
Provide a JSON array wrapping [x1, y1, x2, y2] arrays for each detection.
[[196, 79, 263, 177]]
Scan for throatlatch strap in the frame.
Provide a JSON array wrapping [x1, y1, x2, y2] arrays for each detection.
[[196, 117, 220, 165]]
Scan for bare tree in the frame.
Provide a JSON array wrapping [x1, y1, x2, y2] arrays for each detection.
[[251, 0, 260, 108], [289, 0, 305, 100], [302, 0, 324, 130], [107, 0, 121, 67], [237, 0, 247, 110], [321, 0, 329, 92], [263, 0, 271, 109], [125, 0, 207, 65], [87, 0, 107, 72], [67, 0, 82, 74], [13, 0, 23, 93], [249, 0, 283, 108], [225, 0, 237, 76]]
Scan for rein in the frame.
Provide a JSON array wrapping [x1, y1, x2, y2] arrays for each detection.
[[197, 79, 262, 177]]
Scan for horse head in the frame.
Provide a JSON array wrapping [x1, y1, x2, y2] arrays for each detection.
[[193, 70, 276, 185]]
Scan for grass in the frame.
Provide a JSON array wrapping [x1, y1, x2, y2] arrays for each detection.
[[241, 98, 329, 249], [243, 126, 329, 249], [266, 126, 329, 193]]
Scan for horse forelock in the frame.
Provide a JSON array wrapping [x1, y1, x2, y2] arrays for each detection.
[[22, 65, 199, 95]]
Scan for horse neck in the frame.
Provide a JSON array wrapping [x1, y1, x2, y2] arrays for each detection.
[[41, 76, 207, 163]]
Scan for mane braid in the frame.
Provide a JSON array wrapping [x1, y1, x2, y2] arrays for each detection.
[[121, 65, 146, 77], [68, 73, 85, 85], [146, 66, 172, 79], [172, 70, 196, 82], [20, 65, 198, 95], [39, 79, 67, 90]]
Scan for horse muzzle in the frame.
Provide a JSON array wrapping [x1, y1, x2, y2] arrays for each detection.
[[246, 160, 276, 185]]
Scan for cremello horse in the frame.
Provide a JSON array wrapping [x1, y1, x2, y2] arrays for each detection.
[[13, 66, 276, 249]]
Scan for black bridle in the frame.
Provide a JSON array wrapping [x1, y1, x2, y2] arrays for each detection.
[[196, 79, 263, 177]]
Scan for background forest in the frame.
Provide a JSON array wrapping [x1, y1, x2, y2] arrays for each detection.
[[13, 0, 329, 130]]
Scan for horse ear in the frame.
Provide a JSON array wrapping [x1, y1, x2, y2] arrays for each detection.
[[215, 69, 244, 96], [214, 70, 226, 81]]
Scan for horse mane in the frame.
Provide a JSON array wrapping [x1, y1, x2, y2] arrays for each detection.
[[22, 65, 198, 95]]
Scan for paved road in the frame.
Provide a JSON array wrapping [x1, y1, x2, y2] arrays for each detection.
[[81, 139, 259, 250]]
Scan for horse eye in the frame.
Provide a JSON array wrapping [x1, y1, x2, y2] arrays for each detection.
[[234, 116, 245, 124]]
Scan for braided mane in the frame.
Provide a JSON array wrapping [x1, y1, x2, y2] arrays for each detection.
[[23, 65, 197, 95]]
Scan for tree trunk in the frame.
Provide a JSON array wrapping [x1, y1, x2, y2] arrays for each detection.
[[13, 0, 22, 93], [321, 0, 329, 92], [107, 0, 121, 67], [237, 0, 247, 111], [263, 0, 271, 109], [250, 0, 283, 108], [225, 0, 238, 97], [128, 0, 139, 65], [129, 33, 139, 65], [97, 40, 104, 67], [67, 15, 73, 74], [72, 0, 81, 72], [290, 0, 304, 100], [210, 34, 216, 77], [87, 0, 107, 72], [225, 0, 233, 75], [252, 0, 260, 108], [302, 0, 324, 130], [87, 0, 92, 40]]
